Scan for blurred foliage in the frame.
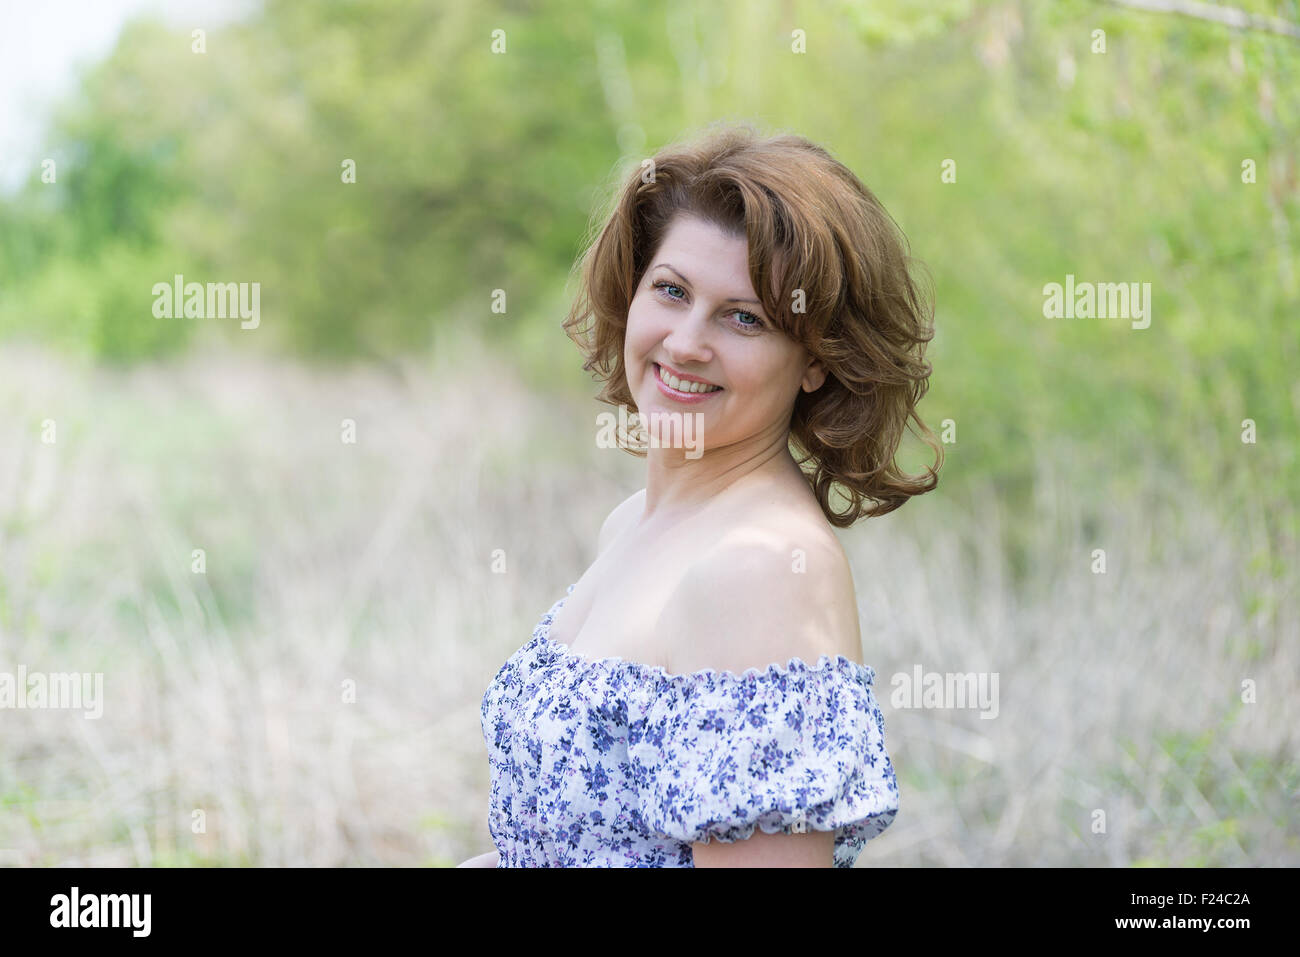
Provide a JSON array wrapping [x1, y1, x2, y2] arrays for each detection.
[[0, 0, 1296, 541], [1102, 717, 1300, 866]]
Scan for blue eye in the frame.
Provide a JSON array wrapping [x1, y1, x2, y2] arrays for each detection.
[[654, 280, 686, 301], [652, 280, 765, 332]]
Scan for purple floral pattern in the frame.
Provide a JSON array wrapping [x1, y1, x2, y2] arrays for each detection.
[[480, 584, 899, 867]]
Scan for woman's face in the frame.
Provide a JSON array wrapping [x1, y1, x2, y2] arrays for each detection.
[[624, 212, 825, 453]]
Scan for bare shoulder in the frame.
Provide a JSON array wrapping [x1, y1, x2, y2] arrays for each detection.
[[596, 487, 646, 556], [664, 507, 863, 675]]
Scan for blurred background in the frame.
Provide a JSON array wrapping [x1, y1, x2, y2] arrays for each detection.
[[0, 0, 1296, 867]]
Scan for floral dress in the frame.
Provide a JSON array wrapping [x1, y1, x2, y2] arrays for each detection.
[[479, 584, 899, 867]]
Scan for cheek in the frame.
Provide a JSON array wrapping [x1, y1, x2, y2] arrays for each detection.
[[729, 357, 777, 392], [730, 359, 799, 407], [624, 299, 659, 354]]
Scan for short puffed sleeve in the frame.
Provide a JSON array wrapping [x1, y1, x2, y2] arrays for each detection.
[[626, 658, 898, 868]]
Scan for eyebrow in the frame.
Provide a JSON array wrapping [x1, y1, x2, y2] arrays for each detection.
[[653, 263, 763, 306]]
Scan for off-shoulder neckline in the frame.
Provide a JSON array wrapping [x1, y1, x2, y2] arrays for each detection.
[[536, 584, 876, 686]]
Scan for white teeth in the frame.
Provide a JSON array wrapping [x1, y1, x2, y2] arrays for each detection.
[[657, 364, 720, 393]]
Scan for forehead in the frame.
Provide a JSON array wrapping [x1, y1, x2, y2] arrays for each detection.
[[652, 215, 756, 294]]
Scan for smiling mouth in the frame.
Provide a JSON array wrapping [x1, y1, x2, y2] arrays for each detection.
[[654, 363, 722, 394]]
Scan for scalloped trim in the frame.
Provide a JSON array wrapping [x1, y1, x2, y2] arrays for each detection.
[[536, 583, 877, 686], [691, 819, 844, 847], [681, 806, 896, 863]]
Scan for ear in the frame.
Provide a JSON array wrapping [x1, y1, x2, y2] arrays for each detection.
[[801, 354, 827, 393]]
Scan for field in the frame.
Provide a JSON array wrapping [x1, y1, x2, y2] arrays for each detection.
[[2, 338, 1294, 866]]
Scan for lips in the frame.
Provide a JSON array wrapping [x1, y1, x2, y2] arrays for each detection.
[[654, 362, 721, 391]]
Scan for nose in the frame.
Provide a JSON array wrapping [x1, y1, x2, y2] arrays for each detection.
[[662, 305, 713, 366]]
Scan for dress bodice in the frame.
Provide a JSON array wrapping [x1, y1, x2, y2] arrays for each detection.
[[479, 584, 899, 867]]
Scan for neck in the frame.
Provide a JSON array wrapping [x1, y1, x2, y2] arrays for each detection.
[[640, 421, 803, 523]]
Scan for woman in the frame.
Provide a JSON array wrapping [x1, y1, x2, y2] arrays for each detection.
[[462, 122, 942, 868]]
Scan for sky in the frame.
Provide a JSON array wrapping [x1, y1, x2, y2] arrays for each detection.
[[0, 0, 256, 193]]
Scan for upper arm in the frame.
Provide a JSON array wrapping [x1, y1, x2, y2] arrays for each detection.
[[596, 487, 646, 557], [664, 529, 863, 676], [668, 528, 863, 868], [650, 527, 869, 868], [692, 827, 836, 868]]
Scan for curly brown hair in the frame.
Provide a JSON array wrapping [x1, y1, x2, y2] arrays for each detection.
[[562, 121, 943, 527]]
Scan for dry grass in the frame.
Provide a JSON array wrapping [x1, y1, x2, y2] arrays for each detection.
[[0, 339, 1295, 866]]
